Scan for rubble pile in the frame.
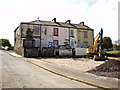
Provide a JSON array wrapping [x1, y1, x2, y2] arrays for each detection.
[[87, 59, 120, 79]]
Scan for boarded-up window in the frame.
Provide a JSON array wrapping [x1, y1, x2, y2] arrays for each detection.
[[34, 39, 40, 47], [70, 30, 74, 36], [53, 40, 58, 47], [33, 25, 40, 36], [70, 39, 74, 48], [53, 28, 58, 36], [84, 31, 88, 38], [84, 42, 89, 48], [23, 40, 34, 48], [78, 42, 82, 47]]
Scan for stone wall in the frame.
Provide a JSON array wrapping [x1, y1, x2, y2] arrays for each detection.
[[24, 48, 40, 57], [42, 47, 56, 57]]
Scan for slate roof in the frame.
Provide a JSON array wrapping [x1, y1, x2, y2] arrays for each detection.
[[20, 20, 93, 31]]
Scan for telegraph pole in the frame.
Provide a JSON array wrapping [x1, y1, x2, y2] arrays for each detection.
[[99, 28, 103, 57]]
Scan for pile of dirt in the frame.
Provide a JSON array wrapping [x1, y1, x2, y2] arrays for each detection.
[[87, 59, 120, 79]]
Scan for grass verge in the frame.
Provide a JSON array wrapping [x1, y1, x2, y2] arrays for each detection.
[[105, 50, 120, 54]]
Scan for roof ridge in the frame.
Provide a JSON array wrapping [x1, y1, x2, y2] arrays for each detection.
[[20, 20, 93, 30]]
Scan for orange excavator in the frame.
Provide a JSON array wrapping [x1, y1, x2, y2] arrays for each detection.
[[86, 28, 107, 60]]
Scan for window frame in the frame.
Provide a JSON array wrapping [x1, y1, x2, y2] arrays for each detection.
[[84, 31, 88, 38], [70, 30, 74, 37], [53, 28, 58, 36]]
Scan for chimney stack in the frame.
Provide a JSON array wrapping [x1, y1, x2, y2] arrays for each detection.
[[80, 22, 84, 26], [52, 18, 56, 23], [65, 20, 71, 24]]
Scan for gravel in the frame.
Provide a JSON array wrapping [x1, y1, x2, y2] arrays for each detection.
[[87, 59, 120, 79], [39, 58, 104, 72], [38, 57, 120, 79]]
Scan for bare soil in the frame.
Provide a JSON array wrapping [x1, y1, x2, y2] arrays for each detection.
[[87, 59, 120, 79], [40, 57, 120, 79], [39, 58, 105, 72]]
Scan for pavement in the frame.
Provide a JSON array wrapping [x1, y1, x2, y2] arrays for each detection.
[[9, 51, 119, 89], [108, 57, 120, 61]]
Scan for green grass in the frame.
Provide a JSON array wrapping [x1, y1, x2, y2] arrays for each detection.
[[105, 50, 120, 54]]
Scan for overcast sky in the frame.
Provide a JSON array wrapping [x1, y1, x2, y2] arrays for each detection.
[[0, 0, 119, 45]]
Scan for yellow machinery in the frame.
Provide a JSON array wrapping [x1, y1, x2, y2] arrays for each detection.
[[87, 28, 107, 60], [86, 32, 101, 54]]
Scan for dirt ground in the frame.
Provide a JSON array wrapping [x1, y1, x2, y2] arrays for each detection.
[[87, 59, 120, 79], [38, 58, 105, 72], [39, 57, 120, 79]]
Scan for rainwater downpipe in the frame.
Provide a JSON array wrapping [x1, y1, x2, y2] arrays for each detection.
[[39, 24, 42, 56], [69, 27, 70, 45]]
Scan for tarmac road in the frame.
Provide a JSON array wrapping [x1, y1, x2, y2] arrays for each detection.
[[0, 50, 99, 88]]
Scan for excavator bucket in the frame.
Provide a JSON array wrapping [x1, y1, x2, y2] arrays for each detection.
[[93, 55, 108, 61]]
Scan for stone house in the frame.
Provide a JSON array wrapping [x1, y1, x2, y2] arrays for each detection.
[[14, 18, 94, 57]]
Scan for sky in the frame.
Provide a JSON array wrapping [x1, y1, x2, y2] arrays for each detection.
[[0, 0, 119, 45]]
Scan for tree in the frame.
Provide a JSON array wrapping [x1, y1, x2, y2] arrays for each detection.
[[0, 40, 2, 49], [113, 40, 120, 50], [113, 44, 120, 50], [102, 37, 113, 50], [0, 39, 11, 48]]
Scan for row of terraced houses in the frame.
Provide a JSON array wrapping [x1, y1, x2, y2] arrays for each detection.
[[14, 18, 94, 57]]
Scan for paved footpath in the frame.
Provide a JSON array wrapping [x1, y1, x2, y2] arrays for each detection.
[[9, 51, 119, 89]]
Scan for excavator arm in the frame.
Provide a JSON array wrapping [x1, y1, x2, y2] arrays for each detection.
[[86, 32, 101, 54]]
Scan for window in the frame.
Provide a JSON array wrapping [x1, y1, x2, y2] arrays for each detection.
[[84, 31, 88, 38], [33, 25, 40, 36], [34, 39, 40, 47], [78, 42, 82, 47], [23, 40, 35, 48], [70, 30, 74, 37], [70, 39, 74, 48], [84, 42, 89, 48], [53, 40, 58, 47], [53, 28, 58, 36]]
